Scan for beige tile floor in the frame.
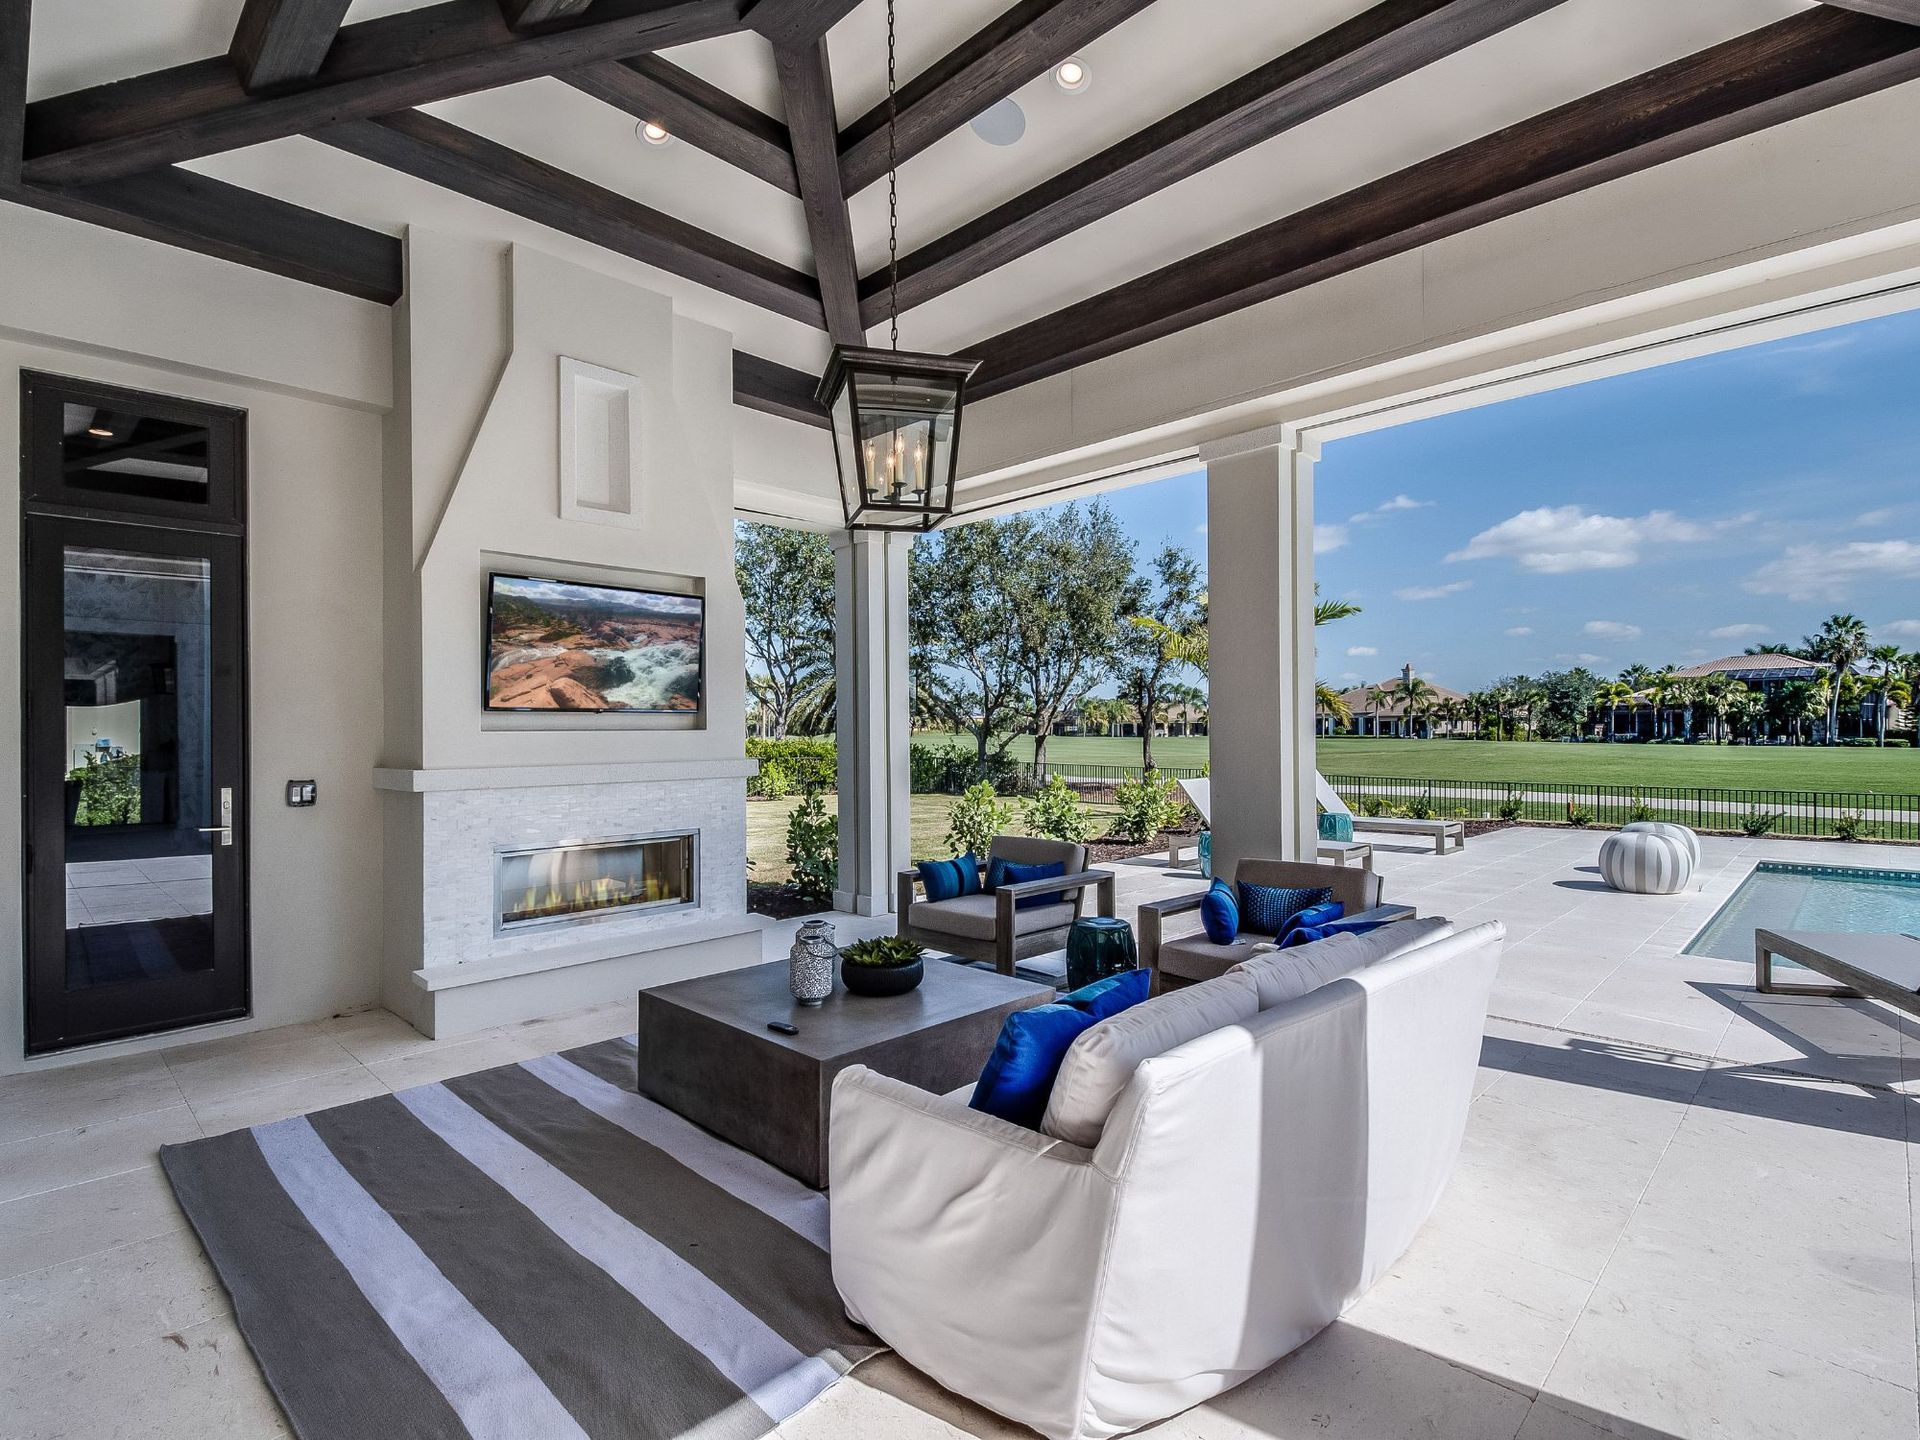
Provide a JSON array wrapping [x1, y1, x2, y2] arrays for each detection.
[[4, 826, 1918, 1439]]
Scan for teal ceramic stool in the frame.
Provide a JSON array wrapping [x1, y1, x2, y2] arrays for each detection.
[[1066, 916, 1138, 992]]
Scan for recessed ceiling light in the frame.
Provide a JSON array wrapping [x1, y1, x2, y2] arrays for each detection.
[[1054, 57, 1090, 93], [87, 426, 114, 438], [638, 120, 672, 146]]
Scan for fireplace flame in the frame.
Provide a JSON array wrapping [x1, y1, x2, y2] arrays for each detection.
[[499, 836, 692, 927]]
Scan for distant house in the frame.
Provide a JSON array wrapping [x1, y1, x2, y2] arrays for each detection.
[[1332, 665, 1473, 737], [1617, 652, 1831, 741]]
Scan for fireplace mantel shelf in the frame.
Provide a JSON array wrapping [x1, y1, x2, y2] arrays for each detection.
[[374, 759, 758, 792]]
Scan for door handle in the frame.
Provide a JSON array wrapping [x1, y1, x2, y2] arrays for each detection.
[[200, 786, 235, 847]]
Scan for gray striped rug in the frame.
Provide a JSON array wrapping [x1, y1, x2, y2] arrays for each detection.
[[160, 1036, 880, 1440]]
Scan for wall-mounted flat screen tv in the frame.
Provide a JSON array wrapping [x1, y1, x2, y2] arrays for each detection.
[[484, 572, 704, 713]]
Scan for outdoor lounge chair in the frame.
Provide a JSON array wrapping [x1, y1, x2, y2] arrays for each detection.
[[897, 836, 1116, 976], [1317, 773, 1464, 855], [1168, 778, 1374, 871], [1754, 929, 1920, 1018]]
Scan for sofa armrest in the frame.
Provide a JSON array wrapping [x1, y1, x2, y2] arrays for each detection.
[[1138, 890, 1211, 990], [994, 868, 1116, 932], [828, 1068, 1118, 1432]]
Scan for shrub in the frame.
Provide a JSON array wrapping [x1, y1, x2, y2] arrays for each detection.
[[1628, 797, 1655, 823], [1495, 788, 1524, 822], [1359, 795, 1390, 817], [748, 756, 792, 800], [745, 736, 837, 790], [1112, 768, 1182, 844], [784, 791, 838, 903], [68, 754, 141, 826], [1565, 802, 1593, 828], [1021, 774, 1096, 843], [1405, 794, 1436, 821], [1740, 807, 1783, 838], [1834, 811, 1866, 842], [947, 781, 1013, 857], [909, 741, 1024, 794]]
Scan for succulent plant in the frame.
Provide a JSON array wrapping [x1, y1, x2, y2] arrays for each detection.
[[840, 936, 925, 968]]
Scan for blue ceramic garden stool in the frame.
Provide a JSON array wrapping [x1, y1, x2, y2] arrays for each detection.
[[1066, 916, 1139, 992]]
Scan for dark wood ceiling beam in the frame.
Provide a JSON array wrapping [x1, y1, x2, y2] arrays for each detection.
[[859, 0, 1569, 325], [744, 0, 864, 47], [837, 0, 1157, 196], [23, 0, 745, 188], [967, 7, 1920, 398], [564, 56, 799, 194], [320, 109, 825, 327], [1, 0, 27, 187], [1, 168, 404, 303], [775, 39, 863, 345], [733, 350, 829, 426], [1821, 2, 1920, 25], [500, 0, 598, 28], [229, 0, 356, 91]]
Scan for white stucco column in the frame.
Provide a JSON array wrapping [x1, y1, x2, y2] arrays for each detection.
[[1203, 425, 1319, 875], [831, 529, 913, 915]]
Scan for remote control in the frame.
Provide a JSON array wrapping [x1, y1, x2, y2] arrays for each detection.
[[767, 1020, 800, 1036]]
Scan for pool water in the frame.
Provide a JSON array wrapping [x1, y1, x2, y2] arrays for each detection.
[[1686, 863, 1920, 964]]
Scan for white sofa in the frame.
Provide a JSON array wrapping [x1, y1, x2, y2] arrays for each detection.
[[828, 919, 1505, 1440]]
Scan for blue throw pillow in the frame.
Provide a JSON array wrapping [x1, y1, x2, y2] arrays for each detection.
[[969, 1002, 1101, 1128], [1200, 878, 1239, 944], [1061, 966, 1150, 1020], [1279, 900, 1344, 942], [1238, 883, 1334, 937], [1280, 916, 1397, 948], [916, 854, 980, 902], [1000, 859, 1067, 909], [1318, 812, 1354, 843], [985, 855, 1011, 891]]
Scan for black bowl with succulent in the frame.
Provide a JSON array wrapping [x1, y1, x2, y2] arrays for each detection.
[[839, 936, 926, 997]]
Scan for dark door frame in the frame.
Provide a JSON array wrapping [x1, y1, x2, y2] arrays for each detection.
[[19, 373, 251, 1054]]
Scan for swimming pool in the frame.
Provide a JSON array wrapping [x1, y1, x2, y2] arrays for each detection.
[[1686, 862, 1920, 963]]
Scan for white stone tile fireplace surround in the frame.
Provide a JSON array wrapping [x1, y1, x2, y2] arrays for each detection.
[[375, 759, 761, 1038]]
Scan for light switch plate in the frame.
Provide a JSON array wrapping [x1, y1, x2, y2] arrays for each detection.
[[286, 780, 317, 807]]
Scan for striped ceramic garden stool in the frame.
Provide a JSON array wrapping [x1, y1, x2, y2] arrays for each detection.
[[1621, 820, 1701, 870], [1598, 829, 1694, 895]]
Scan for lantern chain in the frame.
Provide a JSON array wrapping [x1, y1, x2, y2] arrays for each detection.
[[886, 0, 899, 351]]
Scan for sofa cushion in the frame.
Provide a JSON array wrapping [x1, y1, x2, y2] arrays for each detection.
[[1199, 879, 1239, 943], [917, 854, 980, 903], [1234, 918, 1455, 1009], [1158, 932, 1265, 985], [909, 894, 1077, 942], [1237, 882, 1332, 936], [1041, 970, 1260, 1147]]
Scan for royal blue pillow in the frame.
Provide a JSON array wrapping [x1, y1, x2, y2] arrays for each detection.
[[1200, 878, 1239, 944], [1061, 966, 1150, 1020], [969, 1002, 1101, 1128], [1238, 882, 1333, 937], [985, 855, 1011, 891], [1000, 859, 1067, 909], [1279, 899, 1344, 942], [916, 853, 980, 902], [1280, 916, 1397, 948]]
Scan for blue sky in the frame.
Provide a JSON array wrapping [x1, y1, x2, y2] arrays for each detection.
[[1088, 306, 1920, 694]]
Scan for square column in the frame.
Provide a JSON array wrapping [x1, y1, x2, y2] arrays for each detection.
[[1203, 426, 1319, 876], [831, 529, 913, 916]]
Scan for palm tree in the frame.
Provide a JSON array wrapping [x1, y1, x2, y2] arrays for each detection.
[[1869, 643, 1903, 746], [1646, 668, 1679, 740], [1393, 675, 1436, 738], [1364, 684, 1389, 737], [1698, 676, 1741, 744], [1316, 680, 1352, 732], [1805, 613, 1869, 743], [1728, 687, 1766, 744], [1594, 681, 1633, 740]]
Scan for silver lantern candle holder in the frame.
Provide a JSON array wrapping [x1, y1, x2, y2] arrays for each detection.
[[788, 918, 837, 1006]]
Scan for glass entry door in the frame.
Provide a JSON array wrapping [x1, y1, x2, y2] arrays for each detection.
[[21, 377, 249, 1053]]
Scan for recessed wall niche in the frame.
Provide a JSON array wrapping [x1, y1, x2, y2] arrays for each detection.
[[558, 357, 644, 526]]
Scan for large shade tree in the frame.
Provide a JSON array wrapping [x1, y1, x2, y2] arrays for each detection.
[[909, 520, 1026, 769], [1116, 544, 1204, 770], [735, 522, 835, 739]]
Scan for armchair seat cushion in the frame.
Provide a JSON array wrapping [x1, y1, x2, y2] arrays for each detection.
[[1158, 932, 1268, 985], [909, 894, 1078, 942]]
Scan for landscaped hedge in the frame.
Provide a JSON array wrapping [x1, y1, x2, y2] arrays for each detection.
[[745, 736, 837, 791]]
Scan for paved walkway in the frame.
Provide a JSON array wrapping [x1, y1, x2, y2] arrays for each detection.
[[4, 827, 1917, 1438]]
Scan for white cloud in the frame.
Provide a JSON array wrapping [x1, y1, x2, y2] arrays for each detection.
[[1883, 619, 1920, 640], [1554, 652, 1611, 665], [1394, 581, 1472, 601], [1340, 671, 1362, 683], [1583, 620, 1643, 642], [1349, 494, 1434, 524], [1446, 505, 1713, 573], [1314, 524, 1349, 555], [1708, 622, 1769, 640], [1504, 626, 1533, 637], [1346, 645, 1378, 657], [1854, 508, 1896, 528], [1743, 540, 1920, 602]]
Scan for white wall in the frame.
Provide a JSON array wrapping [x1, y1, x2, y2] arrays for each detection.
[[0, 204, 393, 1072]]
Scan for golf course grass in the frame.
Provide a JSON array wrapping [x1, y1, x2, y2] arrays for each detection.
[[913, 733, 1920, 793]]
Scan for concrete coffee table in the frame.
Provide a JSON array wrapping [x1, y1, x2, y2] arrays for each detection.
[[635, 957, 1052, 1188]]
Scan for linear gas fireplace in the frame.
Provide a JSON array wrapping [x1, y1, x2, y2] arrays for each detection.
[[495, 831, 698, 934]]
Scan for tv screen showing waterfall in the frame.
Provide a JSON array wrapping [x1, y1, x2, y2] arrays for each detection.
[[484, 573, 704, 713]]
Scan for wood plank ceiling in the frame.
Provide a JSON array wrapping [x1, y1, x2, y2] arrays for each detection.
[[5, 0, 1920, 427]]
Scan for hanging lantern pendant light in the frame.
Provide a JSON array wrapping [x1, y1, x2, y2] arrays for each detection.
[[816, 0, 979, 532]]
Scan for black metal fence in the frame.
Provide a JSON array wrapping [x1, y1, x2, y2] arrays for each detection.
[[1321, 773, 1920, 843], [1028, 761, 1208, 788]]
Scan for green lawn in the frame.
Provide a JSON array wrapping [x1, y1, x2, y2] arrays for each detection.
[[914, 732, 1919, 794]]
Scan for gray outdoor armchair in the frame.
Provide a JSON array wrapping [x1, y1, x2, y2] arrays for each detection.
[[897, 835, 1116, 975]]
